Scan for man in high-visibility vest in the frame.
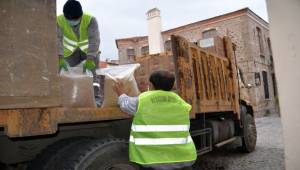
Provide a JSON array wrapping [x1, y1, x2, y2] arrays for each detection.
[[57, 0, 101, 106], [114, 70, 197, 170], [57, 0, 100, 73]]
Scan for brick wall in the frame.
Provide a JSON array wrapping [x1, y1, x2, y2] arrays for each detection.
[[116, 9, 278, 117]]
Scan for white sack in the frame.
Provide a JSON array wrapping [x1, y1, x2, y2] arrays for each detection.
[[60, 63, 96, 108], [97, 64, 140, 107]]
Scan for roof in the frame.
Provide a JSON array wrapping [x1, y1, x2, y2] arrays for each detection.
[[115, 7, 269, 48], [163, 8, 268, 34], [147, 8, 160, 14]]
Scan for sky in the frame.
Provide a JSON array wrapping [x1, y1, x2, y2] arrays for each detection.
[[56, 0, 269, 61]]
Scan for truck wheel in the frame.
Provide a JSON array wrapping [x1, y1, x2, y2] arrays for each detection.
[[52, 138, 139, 170], [241, 108, 257, 152], [27, 137, 94, 170]]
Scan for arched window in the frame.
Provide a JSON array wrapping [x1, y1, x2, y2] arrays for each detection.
[[262, 71, 269, 99], [256, 27, 264, 54]]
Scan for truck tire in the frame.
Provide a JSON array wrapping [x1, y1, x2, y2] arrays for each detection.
[[27, 137, 94, 170], [241, 106, 257, 153], [208, 120, 219, 144], [50, 138, 139, 170]]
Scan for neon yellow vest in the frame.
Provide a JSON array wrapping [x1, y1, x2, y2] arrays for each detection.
[[57, 13, 92, 57], [129, 90, 197, 165]]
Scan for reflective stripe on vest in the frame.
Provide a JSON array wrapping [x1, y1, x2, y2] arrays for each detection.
[[130, 135, 193, 145], [57, 13, 92, 57], [63, 42, 75, 52], [129, 90, 197, 165], [131, 124, 190, 132], [63, 36, 89, 52], [64, 36, 89, 46]]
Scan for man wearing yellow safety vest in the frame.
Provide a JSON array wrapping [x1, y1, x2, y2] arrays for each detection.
[[57, 0, 100, 73], [114, 70, 197, 170]]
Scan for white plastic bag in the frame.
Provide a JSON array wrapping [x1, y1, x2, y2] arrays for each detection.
[[97, 64, 140, 107], [60, 63, 96, 108]]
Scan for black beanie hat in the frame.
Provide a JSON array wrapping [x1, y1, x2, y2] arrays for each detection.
[[63, 0, 83, 20]]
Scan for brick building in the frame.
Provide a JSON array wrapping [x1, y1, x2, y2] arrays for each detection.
[[115, 8, 278, 116]]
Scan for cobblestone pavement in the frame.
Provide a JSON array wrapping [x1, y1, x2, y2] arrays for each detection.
[[192, 115, 285, 170]]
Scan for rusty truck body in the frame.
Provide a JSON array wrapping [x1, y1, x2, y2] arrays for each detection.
[[0, 1, 256, 169]]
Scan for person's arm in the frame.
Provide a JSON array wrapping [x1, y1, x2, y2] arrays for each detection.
[[113, 81, 138, 115], [57, 24, 64, 57], [57, 25, 69, 72], [87, 17, 100, 59], [118, 94, 138, 115]]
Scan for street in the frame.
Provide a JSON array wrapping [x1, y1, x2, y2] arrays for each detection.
[[192, 115, 285, 170]]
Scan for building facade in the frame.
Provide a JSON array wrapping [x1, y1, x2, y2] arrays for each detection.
[[115, 8, 278, 117]]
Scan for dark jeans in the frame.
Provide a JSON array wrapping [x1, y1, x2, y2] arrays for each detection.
[[65, 49, 99, 67]]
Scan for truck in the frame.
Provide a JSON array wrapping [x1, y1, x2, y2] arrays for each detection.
[[0, 1, 256, 169]]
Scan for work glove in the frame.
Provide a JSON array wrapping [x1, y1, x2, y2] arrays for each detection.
[[59, 56, 69, 72], [83, 58, 96, 73]]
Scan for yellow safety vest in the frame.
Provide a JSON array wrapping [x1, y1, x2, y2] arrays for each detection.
[[129, 90, 197, 165], [57, 13, 92, 57]]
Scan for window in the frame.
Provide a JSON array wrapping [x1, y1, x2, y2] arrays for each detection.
[[267, 38, 273, 67], [238, 68, 245, 84], [202, 28, 217, 39], [141, 46, 149, 55], [270, 55, 274, 68], [165, 40, 172, 52], [262, 71, 270, 99], [255, 72, 261, 86], [256, 27, 264, 55], [267, 38, 273, 55], [272, 73, 277, 97], [126, 48, 135, 62]]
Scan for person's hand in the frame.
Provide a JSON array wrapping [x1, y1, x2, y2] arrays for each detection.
[[83, 59, 96, 73], [113, 81, 125, 96], [59, 56, 68, 72]]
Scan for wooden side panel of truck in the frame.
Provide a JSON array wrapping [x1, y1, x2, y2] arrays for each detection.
[[172, 35, 240, 118], [134, 35, 241, 117]]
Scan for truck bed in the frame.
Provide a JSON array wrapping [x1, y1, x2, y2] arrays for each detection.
[[0, 107, 129, 137], [135, 35, 240, 118], [0, 36, 239, 138]]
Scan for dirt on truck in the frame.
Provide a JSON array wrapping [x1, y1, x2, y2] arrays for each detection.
[[0, 0, 256, 169]]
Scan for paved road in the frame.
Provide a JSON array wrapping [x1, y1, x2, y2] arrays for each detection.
[[192, 115, 285, 170]]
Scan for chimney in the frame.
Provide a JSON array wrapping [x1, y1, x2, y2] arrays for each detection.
[[147, 8, 164, 54]]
